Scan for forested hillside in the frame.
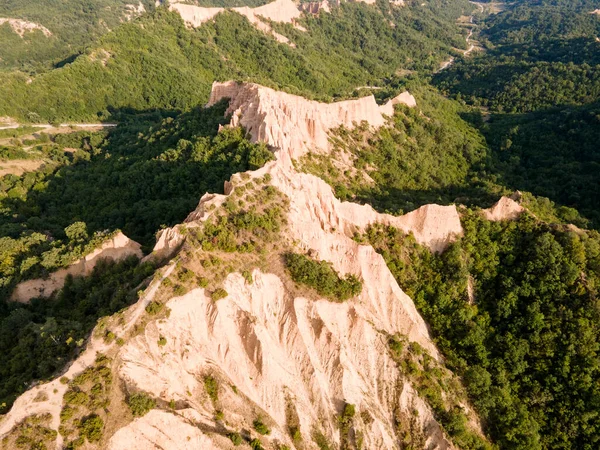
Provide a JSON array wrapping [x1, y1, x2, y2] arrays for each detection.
[[0, 101, 273, 296], [0, 0, 155, 72], [434, 0, 600, 229], [0, 99, 276, 411], [0, 0, 472, 122], [365, 212, 600, 449], [2, 1, 600, 448]]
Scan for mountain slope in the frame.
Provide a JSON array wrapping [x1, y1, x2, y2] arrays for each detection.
[[0, 0, 473, 122], [0, 82, 488, 450], [0, 0, 154, 71]]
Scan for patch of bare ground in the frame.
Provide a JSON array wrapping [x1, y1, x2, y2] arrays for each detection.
[[0, 159, 45, 177]]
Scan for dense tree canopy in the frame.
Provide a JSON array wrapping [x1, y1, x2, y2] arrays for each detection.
[[0, 1, 472, 122], [366, 212, 600, 449], [0, 100, 273, 297]]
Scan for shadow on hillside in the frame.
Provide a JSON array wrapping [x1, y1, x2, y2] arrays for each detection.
[[0, 99, 268, 414], [351, 183, 503, 217], [459, 104, 600, 229], [0, 101, 242, 253]]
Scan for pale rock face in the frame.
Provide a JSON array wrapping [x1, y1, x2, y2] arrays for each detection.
[[144, 226, 185, 263], [0, 82, 465, 449], [106, 82, 464, 448], [0, 18, 52, 37], [10, 232, 143, 303], [123, 2, 146, 21], [0, 264, 176, 448], [381, 91, 418, 113], [208, 81, 416, 162], [108, 410, 219, 449], [267, 166, 461, 253], [117, 271, 454, 449], [482, 196, 525, 221], [170, 0, 302, 44], [300, 0, 336, 14], [204, 81, 458, 253]]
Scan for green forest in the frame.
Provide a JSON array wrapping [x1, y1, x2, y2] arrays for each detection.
[[0, 100, 274, 297], [433, 0, 600, 230], [1, 0, 600, 448], [364, 212, 600, 449], [0, 0, 155, 72], [0, 0, 472, 122], [0, 101, 274, 413]]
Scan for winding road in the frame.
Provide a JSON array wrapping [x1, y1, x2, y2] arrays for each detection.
[[437, 1, 484, 72]]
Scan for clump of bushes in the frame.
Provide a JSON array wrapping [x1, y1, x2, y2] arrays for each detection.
[[78, 415, 104, 443], [212, 288, 228, 301], [127, 393, 156, 417], [204, 375, 219, 403], [173, 284, 187, 296], [284, 253, 362, 301], [253, 417, 271, 435], [228, 431, 244, 445], [339, 403, 356, 449]]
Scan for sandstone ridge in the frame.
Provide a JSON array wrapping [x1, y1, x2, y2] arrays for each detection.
[[112, 80, 465, 446], [170, 0, 302, 44], [482, 194, 525, 222], [10, 232, 143, 303], [208, 80, 416, 161], [1, 82, 471, 449]]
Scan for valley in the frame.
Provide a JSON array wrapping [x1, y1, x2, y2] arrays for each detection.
[[1, 0, 600, 449]]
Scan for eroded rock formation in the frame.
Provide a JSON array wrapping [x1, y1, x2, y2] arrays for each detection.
[[208, 81, 417, 161], [10, 232, 143, 303], [482, 196, 525, 222], [0, 82, 470, 450], [170, 0, 302, 44], [117, 270, 453, 449], [0, 18, 52, 37], [300, 0, 337, 14]]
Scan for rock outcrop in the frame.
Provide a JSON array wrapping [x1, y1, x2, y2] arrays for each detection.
[[0, 18, 52, 37], [0, 82, 468, 450], [381, 91, 418, 112], [108, 410, 219, 449], [10, 232, 143, 303], [0, 263, 176, 448], [143, 227, 186, 263], [123, 2, 146, 21], [207, 81, 417, 161], [111, 76, 462, 443], [170, 0, 302, 44], [116, 270, 453, 449], [482, 196, 525, 222], [300, 0, 338, 14]]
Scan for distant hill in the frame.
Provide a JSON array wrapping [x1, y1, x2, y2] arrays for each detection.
[[0, 1, 472, 122], [0, 0, 155, 72]]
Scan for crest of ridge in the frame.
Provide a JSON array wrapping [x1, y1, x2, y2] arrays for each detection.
[[207, 80, 415, 160]]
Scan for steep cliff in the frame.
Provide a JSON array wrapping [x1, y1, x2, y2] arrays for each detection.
[[207, 81, 417, 162], [10, 232, 143, 303], [482, 196, 525, 222], [170, 0, 302, 44], [0, 83, 478, 450]]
